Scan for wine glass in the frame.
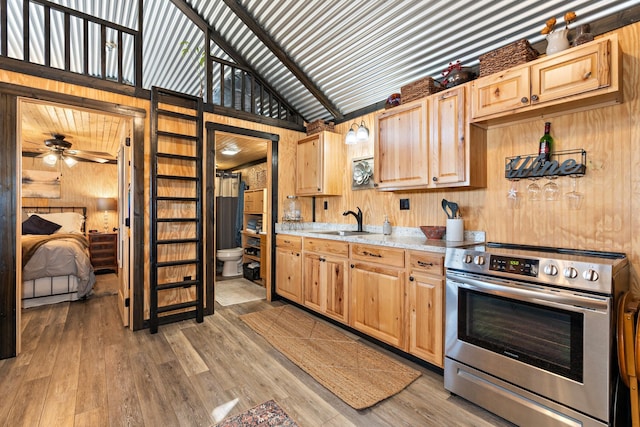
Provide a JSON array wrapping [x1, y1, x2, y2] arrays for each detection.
[[527, 178, 541, 201], [507, 180, 520, 209], [543, 176, 559, 201], [565, 176, 584, 210]]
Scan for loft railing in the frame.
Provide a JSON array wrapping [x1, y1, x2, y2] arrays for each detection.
[[209, 57, 301, 125], [0, 0, 141, 86], [0, 0, 303, 126]]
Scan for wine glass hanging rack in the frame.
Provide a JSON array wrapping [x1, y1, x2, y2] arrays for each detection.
[[505, 149, 586, 181]]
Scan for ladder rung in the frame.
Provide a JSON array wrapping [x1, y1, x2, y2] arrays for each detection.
[[156, 279, 199, 291], [156, 217, 198, 223], [156, 152, 199, 161], [157, 108, 199, 121], [157, 301, 198, 314], [156, 259, 198, 268], [157, 196, 199, 202], [157, 130, 198, 141], [156, 174, 198, 181], [157, 238, 200, 245]]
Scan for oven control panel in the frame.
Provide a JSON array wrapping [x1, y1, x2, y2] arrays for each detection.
[[489, 255, 539, 277]]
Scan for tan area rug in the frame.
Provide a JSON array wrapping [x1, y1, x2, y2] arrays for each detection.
[[240, 305, 421, 410], [216, 278, 266, 306]]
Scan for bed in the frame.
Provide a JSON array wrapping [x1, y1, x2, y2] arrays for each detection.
[[21, 206, 96, 308]]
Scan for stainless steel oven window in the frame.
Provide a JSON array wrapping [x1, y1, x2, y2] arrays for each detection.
[[458, 288, 584, 382]]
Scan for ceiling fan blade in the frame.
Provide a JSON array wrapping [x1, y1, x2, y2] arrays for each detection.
[[68, 152, 111, 163]]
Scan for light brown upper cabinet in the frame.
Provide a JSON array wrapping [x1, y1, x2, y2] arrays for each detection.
[[471, 34, 620, 124], [375, 98, 430, 190], [295, 131, 344, 196], [375, 86, 486, 191]]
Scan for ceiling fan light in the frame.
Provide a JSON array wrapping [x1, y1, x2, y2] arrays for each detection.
[[63, 156, 78, 167], [43, 153, 58, 166]]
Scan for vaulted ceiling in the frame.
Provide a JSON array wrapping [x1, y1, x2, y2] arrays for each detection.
[[7, 0, 640, 168]]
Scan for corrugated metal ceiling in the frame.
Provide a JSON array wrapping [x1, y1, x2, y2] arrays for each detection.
[[5, 0, 640, 123]]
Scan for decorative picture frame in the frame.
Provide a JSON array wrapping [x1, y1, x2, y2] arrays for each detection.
[[351, 156, 374, 190], [22, 170, 61, 198]]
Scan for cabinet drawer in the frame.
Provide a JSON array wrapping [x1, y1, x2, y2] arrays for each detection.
[[407, 251, 444, 276], [304, 237, 349, 257], [276, 234, 302, 250], [351, 243, 404, 268], [89, 233, 117, 244]]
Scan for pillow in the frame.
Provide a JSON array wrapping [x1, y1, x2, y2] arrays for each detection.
[[22, 215, 62, 235], [29, 212, 84, 234]]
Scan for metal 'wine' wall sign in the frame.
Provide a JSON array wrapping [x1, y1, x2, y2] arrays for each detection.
[[505, 149, 586, 180]]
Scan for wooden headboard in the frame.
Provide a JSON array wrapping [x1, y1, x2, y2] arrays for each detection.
[[21, 206, 87, 233]]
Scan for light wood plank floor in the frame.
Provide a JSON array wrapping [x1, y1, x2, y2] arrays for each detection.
[[0, 290, 515, 426]]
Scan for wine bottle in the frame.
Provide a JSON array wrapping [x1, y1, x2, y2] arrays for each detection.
[[539, 122, 553, 163]]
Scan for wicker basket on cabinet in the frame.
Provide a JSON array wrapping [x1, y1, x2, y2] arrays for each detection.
[[479, 39, 539, 77]]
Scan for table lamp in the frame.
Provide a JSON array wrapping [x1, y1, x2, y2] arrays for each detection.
[[97, 197, 117, 232]]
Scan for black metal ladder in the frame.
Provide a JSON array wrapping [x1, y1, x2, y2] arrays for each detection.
[[149, 87, 204, 333]]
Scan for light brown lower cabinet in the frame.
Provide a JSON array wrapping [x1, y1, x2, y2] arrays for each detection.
[[275, 235, 303, 303], [350, 243, 406, 348], [275, 235, 446, 366], [303, 238, 349, 323]]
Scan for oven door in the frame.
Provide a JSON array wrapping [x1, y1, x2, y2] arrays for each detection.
[[445, 271, 612, 423]]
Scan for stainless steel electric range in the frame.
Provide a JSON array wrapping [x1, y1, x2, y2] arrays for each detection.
[[444, 242, 629, 427]]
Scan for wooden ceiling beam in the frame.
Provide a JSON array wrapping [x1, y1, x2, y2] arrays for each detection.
[[222, 0, 343, 121]]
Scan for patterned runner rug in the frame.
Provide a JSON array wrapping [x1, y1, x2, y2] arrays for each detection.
[[240, 305, 421, 410], [215, 400, 298, 427]]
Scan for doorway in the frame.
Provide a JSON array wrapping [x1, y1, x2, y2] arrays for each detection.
[[207, 123, 279, 303], [0, 87, 145, 359]]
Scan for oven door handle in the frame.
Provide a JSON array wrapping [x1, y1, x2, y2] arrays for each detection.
[[448, 274, 609, 313]]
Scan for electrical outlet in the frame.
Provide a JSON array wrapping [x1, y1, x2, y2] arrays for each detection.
[[400, 199, 410, 210], [323, 200, 328, 210], [183, 276, 192, 281]]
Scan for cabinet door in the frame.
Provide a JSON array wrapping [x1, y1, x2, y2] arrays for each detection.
[[303, 252, 349, 323], [275, 247, 302, 303], [296, 134, 323, 195], [303, 252, 323, 311], [531, 38, 611, 105], [431, 85, 466, 185], [350, 261, 405, 348], [374, 98, 429, 190], [323, 255, 348, 323], [407, 271, 444, 367], [471, 66, 530, 119]]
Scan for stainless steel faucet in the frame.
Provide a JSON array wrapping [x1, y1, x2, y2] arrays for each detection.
[[343, 207, 363, 232]]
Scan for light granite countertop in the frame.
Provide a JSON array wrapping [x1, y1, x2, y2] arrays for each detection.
[[275, 222, 484, 253]]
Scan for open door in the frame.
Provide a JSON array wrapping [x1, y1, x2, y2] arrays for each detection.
[[117, 139, 131, 327]]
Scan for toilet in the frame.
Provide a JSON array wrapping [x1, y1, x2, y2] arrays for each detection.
[[217, 247, 244, 277]]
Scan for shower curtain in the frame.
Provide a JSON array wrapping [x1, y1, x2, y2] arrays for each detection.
[[216, 173, 241, 249], [235, 181, 246, 247]]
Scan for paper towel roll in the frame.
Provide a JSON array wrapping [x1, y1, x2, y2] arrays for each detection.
[[446, 218, 464, 241]]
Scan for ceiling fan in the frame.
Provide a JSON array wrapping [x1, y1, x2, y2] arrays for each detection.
[[35, 134, 113, 167]]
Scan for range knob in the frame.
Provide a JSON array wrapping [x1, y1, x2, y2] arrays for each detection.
[[564, 267, 578, 279], [543, 264, 558, 276], [464, 254, 474, 264], [583, 269, 600, 282], [474, 255, 486, 265]]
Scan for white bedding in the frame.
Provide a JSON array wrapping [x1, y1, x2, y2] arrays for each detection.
[[22, 235, 96, 304]]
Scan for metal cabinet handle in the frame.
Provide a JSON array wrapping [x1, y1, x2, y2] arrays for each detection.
[[409, 276, 415, 281], [363, 251, 382, 258], [350, 264, 355, 268], [417, 260, 434, 267], [521, 97, 528, 103], [432, 177, 438, 182], [319, 257, 326, 262], [583, 71, 592, 80], [531, 94, 539, 102]]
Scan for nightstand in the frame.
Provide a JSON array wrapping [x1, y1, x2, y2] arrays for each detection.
[[88, 232, 118, 273]]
